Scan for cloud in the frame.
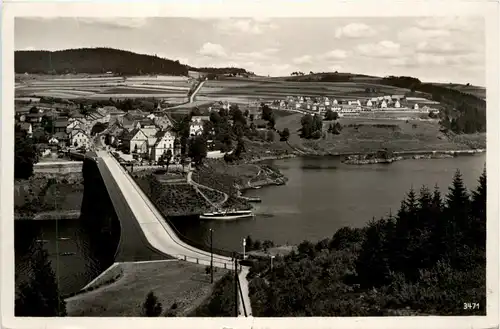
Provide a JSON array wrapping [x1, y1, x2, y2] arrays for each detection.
[[416, 16, 483, 32], [335, 23, 376, 38], [198, 42, 227, 58], [77, 17, 148, 29], [397, 27, 450, 41], [292, 55, 313, 65], [391, 52, 483, 68], [416, 41, 469, 55], [215, 18, 277, 35], [320, 49, 348, 60], [356, 40, 401, 58], [234, 48, 279, 61]]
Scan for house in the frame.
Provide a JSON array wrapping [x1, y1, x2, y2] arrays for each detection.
[[18, 122, 33, 137], [394, 100, 401, 108], [66, 119, 85, 134], [26, 112, 43, 124], [54, 119, 69, 133], [366, 100, 373, 107], [380, 100, 388, 108], [53, 132, 69, 147], [68, 110, 85, 121], [154, 114, 174, 130], [70, 129, 91, 149], [414, 103, 419, 110], [190, 116, 210, 136], [339, 105, 361, 113], [332, 99, 338, 105], [151, 130, 176, 162], [123, 128, 148, 154], [48, 135, 59, 145]]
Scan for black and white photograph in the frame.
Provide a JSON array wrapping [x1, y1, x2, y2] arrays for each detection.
[[1, 1, 499, 329]]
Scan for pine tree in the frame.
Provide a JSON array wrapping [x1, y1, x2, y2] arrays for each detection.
[[142, 291, 163, 317], [470, 167, 486, 250], [15, 244, 67, 316]]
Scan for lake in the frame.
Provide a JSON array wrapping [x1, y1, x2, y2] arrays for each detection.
[[172, 153, 486, 252], [14, 153, 486, 295]]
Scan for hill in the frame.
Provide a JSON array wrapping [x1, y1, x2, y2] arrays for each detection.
[[15, 48, 250, 77]]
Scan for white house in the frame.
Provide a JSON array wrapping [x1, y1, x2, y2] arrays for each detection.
[[66, 119, 84, 134], [126, 129, 148, 154], [332, 99, 338, 105], [151, 130, 176, 162], [395, 100, 401, 108], [366, 100, 373, 107], [380, 100, 388, 108], [190, 116, 210, 136], [414, 103, 419, 110], [70, 130, 91, 149], [48, 136, 59, 145], [153, 114, 174, 130]]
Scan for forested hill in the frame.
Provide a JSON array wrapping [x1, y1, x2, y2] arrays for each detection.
[[15, 48, 189, 75], [15, 48, 250, 76]]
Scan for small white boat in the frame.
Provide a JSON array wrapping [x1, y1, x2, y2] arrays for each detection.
[[58, 237, 70, 241], [200, 209, 254, 220]]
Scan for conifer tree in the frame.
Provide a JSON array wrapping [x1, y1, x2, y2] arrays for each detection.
[[142, 291, 163, 317], [470, 167, 486, 250], [15, 244, 66, 316]]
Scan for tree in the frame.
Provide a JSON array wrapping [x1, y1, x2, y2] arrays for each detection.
[[188, 136, 208, 166], [142, 291, 162, 317], [266, 130, 275, 142], [91, 122, 107, 135], [279, 128, 290, 141], [235, 138, 246, 158], [15, 125, 38, 179], [324, 110, 339, 121], [261, 104, 274, 122], [244, 109, 250, 117], [165, 149, 173, 172], [15, 244, 67, 316]]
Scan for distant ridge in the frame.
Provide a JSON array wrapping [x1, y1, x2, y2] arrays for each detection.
[[14, 47, 250, 76]]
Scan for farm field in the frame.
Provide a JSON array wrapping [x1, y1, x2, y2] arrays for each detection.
[[196, 78, 411, 102], [15, 74, 195, 100]]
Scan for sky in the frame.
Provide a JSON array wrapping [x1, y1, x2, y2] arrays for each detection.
[[15, 16, 485, 86]]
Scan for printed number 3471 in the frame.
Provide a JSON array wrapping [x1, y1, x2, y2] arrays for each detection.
[[464, 303, 480, 310]]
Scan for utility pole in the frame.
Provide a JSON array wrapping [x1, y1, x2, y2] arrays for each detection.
[[243, 238, 246, 260], [234, 253, 238, 317], [210, 228, 213, 284]]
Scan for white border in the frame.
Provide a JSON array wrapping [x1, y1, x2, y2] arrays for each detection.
[[1, 1, 499, 329]]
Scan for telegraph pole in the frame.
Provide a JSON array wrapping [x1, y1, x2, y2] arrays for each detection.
[[234, 253, 238, 317], [210, 228, 213, 284], [243, 238, 246, 260]]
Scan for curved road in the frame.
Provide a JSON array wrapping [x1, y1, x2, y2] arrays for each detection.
[[96, 150, 233, 268]]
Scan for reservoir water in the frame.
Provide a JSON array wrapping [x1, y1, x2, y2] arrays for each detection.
[[14, 153, 485, 295], [172, 154, 486, 252]]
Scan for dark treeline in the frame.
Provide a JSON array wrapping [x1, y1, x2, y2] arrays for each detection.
[[189, 67, 250, 75], [15, 48, 188, 76], [286, 72, 353, 82], [248, 169, 486, 316], [381, 76, 486, 134]]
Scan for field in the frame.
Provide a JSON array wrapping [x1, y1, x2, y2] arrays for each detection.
[[196, 77, 411, 102], [65, 260, 229, 316], [15, 74, 195, 100], [431, 82, 486, 100], [275, 112, 485, 154]]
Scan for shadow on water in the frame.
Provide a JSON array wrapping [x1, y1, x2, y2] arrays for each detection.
[[15, 160, 121, 296]]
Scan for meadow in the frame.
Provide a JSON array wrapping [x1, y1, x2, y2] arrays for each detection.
[[196, 78, 411, 102], [15, 74, 195, 100]]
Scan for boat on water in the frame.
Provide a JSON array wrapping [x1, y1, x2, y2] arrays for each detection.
[[200, 209, 254, 220], [58, 237, 70, 241], [35, 239, 49, 244], [61, 252, 76, 256]]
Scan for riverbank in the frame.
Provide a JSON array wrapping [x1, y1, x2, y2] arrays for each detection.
[[65, 260, 229, 316], [14, 173, 84, 221]]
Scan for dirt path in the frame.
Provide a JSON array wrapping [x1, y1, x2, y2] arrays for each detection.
[[187, 170, 229, 209]]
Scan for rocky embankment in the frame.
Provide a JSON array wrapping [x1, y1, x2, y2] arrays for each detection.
[[14, 173, 84, 220], [342, 154, 404, 165]]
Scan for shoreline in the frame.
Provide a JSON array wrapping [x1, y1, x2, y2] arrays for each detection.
[[14, 210, 81, 221]]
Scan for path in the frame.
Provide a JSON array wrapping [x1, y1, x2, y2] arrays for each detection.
[[238, 266, 253, 317], [186, 169, 229, 208], [189, 79, 206, 103]]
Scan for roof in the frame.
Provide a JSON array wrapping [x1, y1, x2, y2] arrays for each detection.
[[53, 132, 68, 140], [19, 122, 32, 130], [141, 126, 158, 138], [191, 115, 210, 121], [69, 111, 84, 118], [54, 119, 69, 128]]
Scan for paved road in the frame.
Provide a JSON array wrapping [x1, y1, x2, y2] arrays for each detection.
[[238, 266, 253, 317], [96, 150, 233, 268]]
